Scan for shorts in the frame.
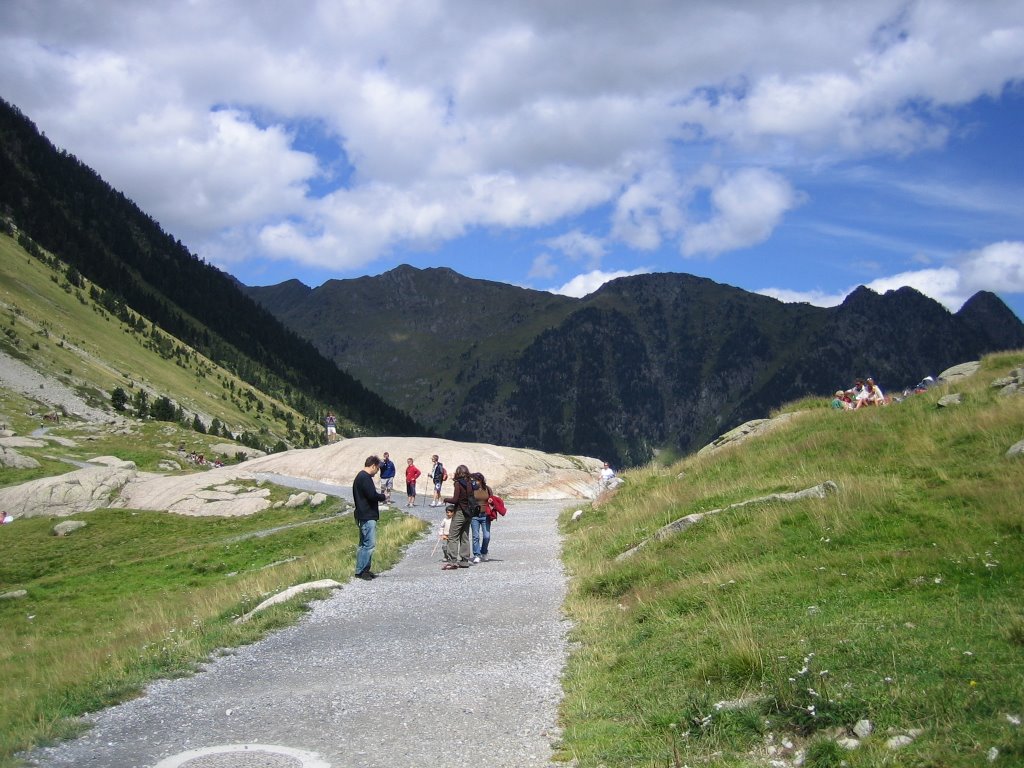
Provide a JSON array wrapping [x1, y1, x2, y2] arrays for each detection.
[[380, 477, 393, 493], [406, 482, 416, 496]]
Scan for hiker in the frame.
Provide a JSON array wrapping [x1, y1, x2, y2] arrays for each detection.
[[378, 451, 396, 505], [599, 462, 616, 489], [441, 464, 473, 570], [470, 472, 492, 563], [405, 457, 421, 507], [1, 511, 13, 524], [352, 455, 386, 581], [429, 454, 445, 507]]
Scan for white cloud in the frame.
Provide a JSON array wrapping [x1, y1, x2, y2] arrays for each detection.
[[958, 241, 1024, 294], [543, 230, 606, 269], [528, 252, 559, 280], [550, 268, 651, 298], [759, 240, 1024, 310], [682, 168, 800, 257], [1, 1, 1022, 286], [611, 164, 685, 250]]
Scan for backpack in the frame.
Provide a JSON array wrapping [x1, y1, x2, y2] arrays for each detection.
[[442, 466, 448, 482], [467, 479, 483, 515]]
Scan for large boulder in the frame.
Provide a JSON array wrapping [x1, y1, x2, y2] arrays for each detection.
[[0, 445, 41, 469]]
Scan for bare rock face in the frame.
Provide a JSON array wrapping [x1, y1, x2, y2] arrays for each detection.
[[0, 465, 137, 518], [242, 436, 603, 501], [0, 444, 41, 469], [111, 468, 273, 517]]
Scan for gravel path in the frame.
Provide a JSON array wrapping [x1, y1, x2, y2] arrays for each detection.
[[22, 498, 574, 768]]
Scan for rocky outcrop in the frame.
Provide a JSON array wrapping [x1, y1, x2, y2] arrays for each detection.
[[617, 481, 839, 561], [52, 520, 87, 536], [0, 464, 137, 518], [242, 436, 603, 502], [112, 469, 274, 517], [0, 444, 41, 469], [234, 579, 343, 624], [697, 412, 803, 456]]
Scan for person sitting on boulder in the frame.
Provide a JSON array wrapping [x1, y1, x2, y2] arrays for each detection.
[[599, 462, 616, 489]]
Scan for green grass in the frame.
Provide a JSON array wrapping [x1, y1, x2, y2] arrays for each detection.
[[557, 351, 1024, 767], [0, 231, 336, 447], [0, 500, 426, 766]]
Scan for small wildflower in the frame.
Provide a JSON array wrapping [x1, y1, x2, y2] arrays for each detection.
[[884, 676, 894, 684], [970, 680, 978, 687], [1006, 714, 1021, 727], [934, 577, 943, 584]]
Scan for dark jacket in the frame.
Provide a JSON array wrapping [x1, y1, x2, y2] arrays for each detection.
[[444, 478, 472, 512], [379, 458, 396, 479], [353, 469, 386, 522]]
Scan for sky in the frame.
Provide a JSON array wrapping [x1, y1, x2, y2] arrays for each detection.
[[1, 1, 1023, 321]]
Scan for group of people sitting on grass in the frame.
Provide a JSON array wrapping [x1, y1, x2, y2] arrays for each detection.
[[832, 377, 888, 410]]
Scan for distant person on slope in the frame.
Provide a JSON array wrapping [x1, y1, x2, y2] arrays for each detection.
[[599, 462, 616, 489], [352, 455, 386, 581]]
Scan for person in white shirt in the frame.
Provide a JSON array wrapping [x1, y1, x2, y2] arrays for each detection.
[[599, 462, 615, 489]]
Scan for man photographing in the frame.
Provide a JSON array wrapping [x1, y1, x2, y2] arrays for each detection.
[[353, 455, 386, 581]]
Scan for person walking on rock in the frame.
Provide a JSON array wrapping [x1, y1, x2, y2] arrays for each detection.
[[441, 464, 473, 570], [352, 455, 386, 581]]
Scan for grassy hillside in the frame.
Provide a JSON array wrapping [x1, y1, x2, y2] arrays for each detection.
[[557, 351, 1024, 767], [0, 229, 338, 456]]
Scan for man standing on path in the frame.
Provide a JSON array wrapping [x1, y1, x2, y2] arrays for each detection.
[[430, 454, 445, 507], [353, 455, 385, 581], [378, 451, 396, 505]]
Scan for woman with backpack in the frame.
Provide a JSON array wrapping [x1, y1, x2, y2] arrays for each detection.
[[441, 464, 473, 570]]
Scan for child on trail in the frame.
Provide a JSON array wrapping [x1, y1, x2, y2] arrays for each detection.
[[433, 505, 455, 560]]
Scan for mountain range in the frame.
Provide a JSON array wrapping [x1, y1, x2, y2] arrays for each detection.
[[246, 267, 1024, 465], [2, 93, 1021, 466]]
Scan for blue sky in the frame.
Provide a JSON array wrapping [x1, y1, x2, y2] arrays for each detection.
[[2, 1, 1023, 320]]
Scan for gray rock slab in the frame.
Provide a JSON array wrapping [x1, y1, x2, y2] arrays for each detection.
[[22, 499, 572, 768]]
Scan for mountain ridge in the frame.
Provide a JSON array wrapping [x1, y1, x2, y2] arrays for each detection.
[[246, 266, 1024, 465]]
